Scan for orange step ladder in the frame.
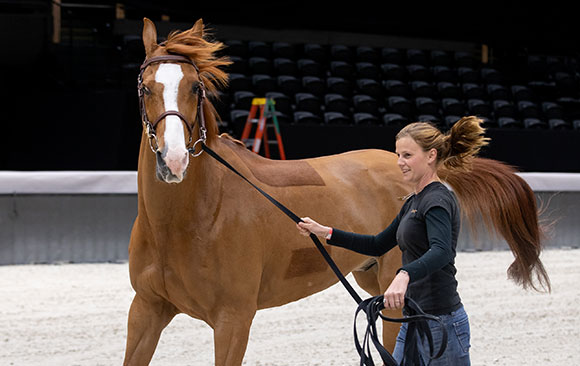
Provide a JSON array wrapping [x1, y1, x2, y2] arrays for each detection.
[[240, 97, 286, 160]]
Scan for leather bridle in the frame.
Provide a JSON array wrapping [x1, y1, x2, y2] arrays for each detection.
[[137, 54, 207, 157]]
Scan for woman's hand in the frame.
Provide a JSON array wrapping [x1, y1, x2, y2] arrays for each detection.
[[296, 217, 331, 238], [383, 270, 410, 310]]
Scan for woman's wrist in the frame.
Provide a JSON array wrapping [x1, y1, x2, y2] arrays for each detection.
[[325, 227, 333, 239]]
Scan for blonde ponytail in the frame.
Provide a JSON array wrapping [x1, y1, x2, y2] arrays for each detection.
[[440, 116, 490, 171]]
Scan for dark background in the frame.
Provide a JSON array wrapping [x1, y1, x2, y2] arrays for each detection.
[[1, 1, 579, 172]]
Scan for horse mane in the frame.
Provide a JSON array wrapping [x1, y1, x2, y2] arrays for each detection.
[[439, 158, 551, 292], [161, 22, 232, 134]]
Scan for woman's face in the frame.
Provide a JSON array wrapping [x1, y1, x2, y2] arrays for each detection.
[[395, 136, 437, 185]]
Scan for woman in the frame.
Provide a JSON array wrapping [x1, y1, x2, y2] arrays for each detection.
[[296, 116, 490, 365]]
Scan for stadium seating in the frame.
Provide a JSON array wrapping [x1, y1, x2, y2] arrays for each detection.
[[206, 37, 579, 130]]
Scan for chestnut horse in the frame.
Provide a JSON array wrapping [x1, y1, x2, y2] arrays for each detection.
[[124, 18, 550, 366]]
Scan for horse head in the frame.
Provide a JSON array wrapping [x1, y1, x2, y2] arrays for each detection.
[[139, 18, 231, 183]]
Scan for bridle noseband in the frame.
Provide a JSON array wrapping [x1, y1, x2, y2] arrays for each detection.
[[137, 55, 207, 157]]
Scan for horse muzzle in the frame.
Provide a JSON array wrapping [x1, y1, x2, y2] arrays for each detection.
[[156, 148, 189, 184]]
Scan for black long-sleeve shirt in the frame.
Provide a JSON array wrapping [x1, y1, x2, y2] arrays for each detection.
[[327, 182, 462, 314]]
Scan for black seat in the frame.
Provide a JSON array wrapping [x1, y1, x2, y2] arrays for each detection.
[[265, 92, 292, 115], [542, 101, 564, 119], [411, 81, 437, 98], [324, 93, 351, 115], [432, 65, 457, 83], [487, 84, 509, 100], [454, 51, 475, 68], [324, 111, 350, 125], [327, 77, 351, 96], [523, 118, 548, 129], [384, 80, 413, 98], [467, 99, 492, 117], [481, 67, 502, 84], [528, 81, 558, 101], [227, 56, 249, 74], [497, 117, 521, 128], [302, 76, 325, 96], [229, 73, 252, 92], [330, 61, 355, 79], [294, 111, 322, 124], [381, 47, 404, 64], [381, 63, 407, 81], [224, 40, 248, 58], [233, 90, 256, 110], [388, 96, 413, 118], [457, 67, 479, 83], [277, 75, 301, 96], [356, 46, 380, 64], [406, 49, 428, 65], [272, 42, 296, 59], [548, 118, 571, 130], [297, 58, 322, 76], [517, 100, 540, 119], [248, 41, 271, 58], [430, 50, 452, 66], [554, 72, 577, 94], [444, 115, 461, 128], [383, 113, 408, 126], [331, 44, 353, 62], [229, 109, 250, 133], [249, 57, 272, 75], [295, 93, 321, 115], [356, 78, 382, 99], [303, 43, 326, 63], [415, 97, 439, 116], [417, 114, 441, 125], [511, 85, 534, 101], [353, 94, 380, 116], [252, 74, 276, 95], [356, 62, 380, 80], [493, 100, 516, 118], [441, 98, 465, 116], [407, 64, 430, 81], [353, 112, 380, 125], [437, 82, 462, 99], [273, 58, 297, 76], [462, 83, 486, 99]]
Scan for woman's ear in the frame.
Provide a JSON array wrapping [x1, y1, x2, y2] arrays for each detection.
[[428, 148, 438, 164]]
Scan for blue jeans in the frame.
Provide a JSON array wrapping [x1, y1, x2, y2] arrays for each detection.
[[392, 305, 471, 366]]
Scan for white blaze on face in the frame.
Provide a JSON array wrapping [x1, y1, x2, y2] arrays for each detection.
[[155, 63, 189, 179]]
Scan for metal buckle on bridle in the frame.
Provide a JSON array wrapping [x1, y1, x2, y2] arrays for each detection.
[[189, 126, 206, 157]]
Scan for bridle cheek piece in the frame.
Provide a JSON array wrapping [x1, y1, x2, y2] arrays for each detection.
[[137, 55, 208, 157]]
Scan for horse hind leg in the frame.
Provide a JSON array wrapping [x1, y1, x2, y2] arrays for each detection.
[[123, 293, 178, 366]]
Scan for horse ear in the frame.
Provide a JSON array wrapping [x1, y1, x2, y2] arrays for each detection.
[[142, 17, 158, 57], [190, 18, 204, 37]]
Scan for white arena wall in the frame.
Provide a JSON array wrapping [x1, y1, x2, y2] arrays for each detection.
[[0, 171, 579, 265]]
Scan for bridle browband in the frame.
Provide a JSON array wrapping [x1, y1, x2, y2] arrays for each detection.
[[137, 54, 207, 157]]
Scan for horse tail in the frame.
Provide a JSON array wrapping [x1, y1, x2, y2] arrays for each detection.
[[440, 158, 551, 292]]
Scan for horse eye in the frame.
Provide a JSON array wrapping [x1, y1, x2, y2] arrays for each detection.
[[192, 82, 201, 94], [141, 85, 151, 95]]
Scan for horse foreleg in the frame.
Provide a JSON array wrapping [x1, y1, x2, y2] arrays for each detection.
[[212, 307, 256, 366], [123, 293, 177, 366]]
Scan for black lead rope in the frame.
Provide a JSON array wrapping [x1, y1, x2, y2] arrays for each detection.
[[199, 143, 447, 366]]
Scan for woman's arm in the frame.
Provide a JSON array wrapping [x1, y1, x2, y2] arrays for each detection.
[[298, 216, 400, 257]]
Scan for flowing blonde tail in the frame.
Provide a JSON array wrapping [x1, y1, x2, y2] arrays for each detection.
[[440, 158, 551, 292]]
